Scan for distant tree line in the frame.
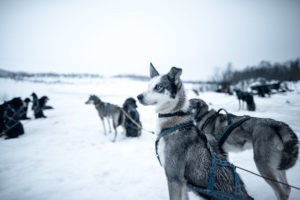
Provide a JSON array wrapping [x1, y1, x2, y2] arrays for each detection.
[[231, 58, 300, 83], [213, 58, 300, 85]]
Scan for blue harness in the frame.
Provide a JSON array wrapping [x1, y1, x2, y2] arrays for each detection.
[[155, 121, 244, 200], [3, 104, 22, 134], [200, 109, 251, 150], [103, 103, 112, 115], [17, 105, 26, 118]]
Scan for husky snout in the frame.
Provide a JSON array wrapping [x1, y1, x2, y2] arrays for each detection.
[[137, 94, 144, 103], [85, 99, 92, 104]]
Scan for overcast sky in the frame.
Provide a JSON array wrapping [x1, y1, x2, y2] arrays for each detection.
[[0, 0, 299, 80]]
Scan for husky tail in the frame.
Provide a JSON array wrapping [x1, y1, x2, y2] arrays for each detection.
[[273, 121, 299, 170]]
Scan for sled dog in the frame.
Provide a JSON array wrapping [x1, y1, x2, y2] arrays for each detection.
[[137, 63, 253, 200], [189, 98, 298, 200]]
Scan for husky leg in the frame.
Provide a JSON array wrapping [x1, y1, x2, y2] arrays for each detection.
[[167, 181, 183, 200], [181, 185, 189, 200], [255, 163, 290, 200], [112, 120, 118, 142], [101, 118, 107, 135], [106, 118, 112, 133], [278, 170, 291, 198]]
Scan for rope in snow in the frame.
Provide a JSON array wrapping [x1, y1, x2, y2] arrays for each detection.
[[120, 108, 155, 135], [236, 166, 300, 191]]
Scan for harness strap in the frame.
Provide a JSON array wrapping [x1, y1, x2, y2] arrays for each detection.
[[17, 105, 26, 118], [187, 183, 244, 200], [218, 116, 251, 148], [194, 111, 209, 123], [155, 120, 244, 199], [155, 121, 194, 165], [193, 128, 244, 200], [3, 104, 21, 134], [201, 112, 218, 131], [158, 111, 190, 118]]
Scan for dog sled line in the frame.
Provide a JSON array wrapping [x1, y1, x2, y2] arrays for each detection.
[[137, 63, 299, 200], [0, 93, 53, 139]]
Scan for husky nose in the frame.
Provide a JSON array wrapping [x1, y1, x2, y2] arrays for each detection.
[[137, 94, 144, 102]]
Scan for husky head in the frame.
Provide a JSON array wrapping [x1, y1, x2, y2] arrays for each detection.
[[85, 95, 100, 105], [188, 98, 209, 119], [137, 63, 186, 113]]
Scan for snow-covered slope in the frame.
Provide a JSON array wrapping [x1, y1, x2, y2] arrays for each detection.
[[0, 78, 300, 200]]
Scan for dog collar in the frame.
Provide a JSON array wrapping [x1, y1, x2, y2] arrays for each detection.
[[158, 111, 190, 118]]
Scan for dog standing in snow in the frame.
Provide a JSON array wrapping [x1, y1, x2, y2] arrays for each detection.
[[137, 63, 253, 200], [85, 95, 123, 142]]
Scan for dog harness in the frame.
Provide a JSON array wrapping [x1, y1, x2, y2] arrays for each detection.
[[218, 116, 251, 149], [3, 104, 22, 134], [17, 105, 26, 118], [201, 109, 251, 150], [155, 121, 244, 200], [155, 120, 194, 165]]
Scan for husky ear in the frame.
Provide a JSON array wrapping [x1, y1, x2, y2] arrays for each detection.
[[150, 63, 159, 78], [168, 67, 182, 84]]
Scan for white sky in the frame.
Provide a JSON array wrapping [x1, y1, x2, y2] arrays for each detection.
[[0, 0, 299, 80]]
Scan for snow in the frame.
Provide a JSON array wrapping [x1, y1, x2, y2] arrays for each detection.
[[0, 77, 300, 200]]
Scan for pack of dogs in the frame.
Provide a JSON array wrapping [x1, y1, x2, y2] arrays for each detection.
[[250, 81, 291, 98], [1, 64, 298, 200], [85, 95, 142, 142], [0, 92, 53, 139], [137, 63, 299, 200]]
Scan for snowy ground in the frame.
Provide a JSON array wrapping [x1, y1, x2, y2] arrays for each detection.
[[0, 77, 300, 200]]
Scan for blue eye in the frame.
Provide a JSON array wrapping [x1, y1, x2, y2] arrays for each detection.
[[154, 84, 163, 91]]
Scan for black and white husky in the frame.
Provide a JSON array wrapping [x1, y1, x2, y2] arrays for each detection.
[[85, 95, 123, 142], [137, 63, 253, 200], [189, 98, 299, 200]]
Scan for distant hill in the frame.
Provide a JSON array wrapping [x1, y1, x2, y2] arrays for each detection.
[[0, 69, 103, 79], [0, 68, 206, 83]]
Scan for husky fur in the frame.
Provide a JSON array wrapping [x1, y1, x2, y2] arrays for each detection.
[[234, 89, 256, 111], [40, 96, 54, 110], [0, 97, 25, 139], [122, 97, 142, 137], [31, 93, 46, 118], [85, 95, 123, 142], [137, 63, 253, 200], [189, 98, 299, 200], [19, 98, 31, 120]]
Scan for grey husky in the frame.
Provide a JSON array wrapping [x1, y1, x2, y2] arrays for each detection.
[[85, 95, 123, 142], [137, 63, 253, 200], [189, 98, 299, 200]]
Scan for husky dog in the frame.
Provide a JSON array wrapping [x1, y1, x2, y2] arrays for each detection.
[[19, 98, 31, 120], [85, 95, 123, 142], [137, 63, 253, 200], [234, 89, 256, 111], [40, 96, 54, 110], [122, 97, 142, 137], [189, 98, 299, 200], [31, 93, 46, 118], [0, 97, 25, 139]]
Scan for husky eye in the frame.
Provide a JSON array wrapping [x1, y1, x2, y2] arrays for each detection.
[[154, 84, 163, 91]]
